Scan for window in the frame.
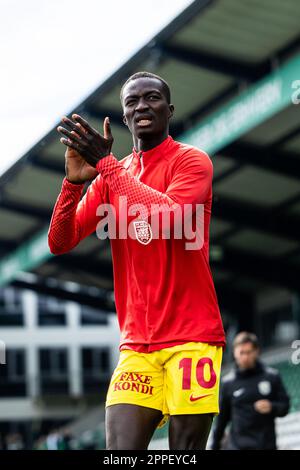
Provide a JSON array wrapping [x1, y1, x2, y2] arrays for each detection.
[[39, 348, 69, 395], [0, 349, 26, 397], [81, 348, 110, 393], [80, 306, 108, 326], [0, 287, 23, 327], [37, 295, 66, 326]]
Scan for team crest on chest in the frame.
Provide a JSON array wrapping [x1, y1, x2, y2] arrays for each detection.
[[258, 380, 271, 395], [133, 220, 153, 245]]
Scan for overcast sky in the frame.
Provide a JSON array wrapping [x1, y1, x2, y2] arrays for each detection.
[[0, 0, 192, 176]]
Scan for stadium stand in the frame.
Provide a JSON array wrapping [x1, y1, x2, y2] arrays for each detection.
[[1, 0, 300, 449]]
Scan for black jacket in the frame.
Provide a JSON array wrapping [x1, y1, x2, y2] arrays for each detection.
[[211, 361, 290, 450]]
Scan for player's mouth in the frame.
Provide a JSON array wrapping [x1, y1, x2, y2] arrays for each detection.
[[136, 116, 153, 127]]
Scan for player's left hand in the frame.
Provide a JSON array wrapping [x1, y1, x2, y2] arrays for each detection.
[[57, 114, 114, 167], [254, 399, 272, 414]]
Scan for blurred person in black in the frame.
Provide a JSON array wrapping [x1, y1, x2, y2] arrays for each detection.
[[211, 332, 290, 450]]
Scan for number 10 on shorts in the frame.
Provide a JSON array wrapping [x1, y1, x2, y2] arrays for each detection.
[[179, 357, 217, 389]]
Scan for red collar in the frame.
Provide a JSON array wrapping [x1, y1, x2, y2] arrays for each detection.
[[132, 135, 174, 160]]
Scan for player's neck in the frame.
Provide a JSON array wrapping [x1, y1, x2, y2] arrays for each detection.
[[133, 130, 169, 152]]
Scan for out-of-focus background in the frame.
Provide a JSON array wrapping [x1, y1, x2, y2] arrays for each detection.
[[0, 0, 300, 450]]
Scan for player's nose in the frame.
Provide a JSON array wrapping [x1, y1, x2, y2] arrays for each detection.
[[135, 98, 149, 111]]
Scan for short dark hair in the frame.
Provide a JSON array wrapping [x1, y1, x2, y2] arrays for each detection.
[[233, 331, 259, 350], [120, 71, 171, 104]]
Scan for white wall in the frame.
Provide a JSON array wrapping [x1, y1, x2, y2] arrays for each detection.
[[0, 288, 120, 410]]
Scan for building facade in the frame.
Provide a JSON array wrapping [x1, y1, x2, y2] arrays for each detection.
[[0, 286, 120, 448]]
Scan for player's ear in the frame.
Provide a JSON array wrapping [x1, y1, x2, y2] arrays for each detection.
[[168, 104, 174, 120], [123, 114, 128, 126]]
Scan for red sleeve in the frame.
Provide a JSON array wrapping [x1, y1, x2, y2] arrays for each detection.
[[48, 175, 108, 255], [163, 150, 212, 205], [95, 150, 212, 220]]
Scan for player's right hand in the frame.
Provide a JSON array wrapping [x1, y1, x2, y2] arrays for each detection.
[[59, 126, 98, 184]]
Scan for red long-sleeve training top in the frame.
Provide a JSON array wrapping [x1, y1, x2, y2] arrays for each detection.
[[48, 135, 225, 352]]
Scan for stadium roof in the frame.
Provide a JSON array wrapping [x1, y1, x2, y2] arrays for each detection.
[[1, 0, 300, 311]]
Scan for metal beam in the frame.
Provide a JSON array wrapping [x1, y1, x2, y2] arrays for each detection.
[[86, 107, 124, 127], [211, 246, 300, 292], [269, 192, 300, 217], [28, 158, 65, 175], [170, 83, 239, 137], [50, 245, 300, 293], [272, 34, 300, 67], [0, 199, 51, 222], [48, 254, 113, 280], [213, 195, 300, 243], [269, 124, 300, 148], [214, 282, 256, 312], [50, 244, 300, 293], [44, 246, 300, 292], [0, 239, 18, 253], [221, 142, 300, 180], [159, 44, 263, 81], [11, 277, 114, 311]]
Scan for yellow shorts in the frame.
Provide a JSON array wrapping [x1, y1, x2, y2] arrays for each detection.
[[105, 342, 223, 429]]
